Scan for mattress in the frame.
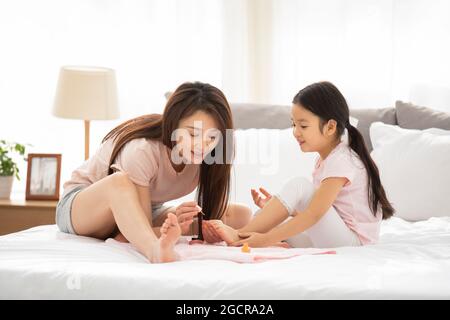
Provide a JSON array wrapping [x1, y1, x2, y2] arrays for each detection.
[[1, 216, 449, 299]]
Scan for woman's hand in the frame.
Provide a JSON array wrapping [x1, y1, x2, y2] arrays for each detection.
[[251, 187, 272, 209], [174, 201, 202, 235]]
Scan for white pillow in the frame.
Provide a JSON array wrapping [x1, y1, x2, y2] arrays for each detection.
[[370, 121, 450, 150], [370, 122, 450, 221]]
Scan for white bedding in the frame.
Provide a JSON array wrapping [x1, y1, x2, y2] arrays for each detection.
[[1, 216, 450, 299]]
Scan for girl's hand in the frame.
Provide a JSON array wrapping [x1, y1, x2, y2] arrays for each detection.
[[174, 201, 202, 235], [251, 187, 272, 209], [231, 231, 272, 248]]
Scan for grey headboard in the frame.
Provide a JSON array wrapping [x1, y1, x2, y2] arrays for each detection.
[[349, 107, 397, 152], [231, 103, 292, 130], [165, 91, 450, 152], [231, 101, 450, 152], [230, 103, 398, 152]]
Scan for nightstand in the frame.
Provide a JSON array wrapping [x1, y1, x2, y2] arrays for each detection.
[[0, 199, 57, 235]]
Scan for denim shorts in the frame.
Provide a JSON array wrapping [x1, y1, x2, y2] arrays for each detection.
[[56, 185, 86, 234], [56, 185, 172, 235]]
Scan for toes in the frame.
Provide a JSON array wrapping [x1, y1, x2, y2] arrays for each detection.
[[210, 223, 222, 231], [167, 212, 178, 225], [203, 225, 215, 242], [162, 212, 178, 231], [209, 220, 221, 228], [205, 223, 219, 236]]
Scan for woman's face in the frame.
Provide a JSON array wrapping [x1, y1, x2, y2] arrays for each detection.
[[174, 110, 221, 164]]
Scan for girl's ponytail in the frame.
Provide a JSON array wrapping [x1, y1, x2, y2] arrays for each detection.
[[346, 122, 394, 219]]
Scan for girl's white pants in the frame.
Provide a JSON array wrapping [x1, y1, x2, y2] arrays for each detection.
[[271, 177, 361, 248]]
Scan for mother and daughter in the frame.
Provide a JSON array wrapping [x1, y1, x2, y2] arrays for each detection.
[[56, 81, 394, 263]]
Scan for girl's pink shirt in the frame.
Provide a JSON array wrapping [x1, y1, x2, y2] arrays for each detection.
[[312, 141, 382, 245]]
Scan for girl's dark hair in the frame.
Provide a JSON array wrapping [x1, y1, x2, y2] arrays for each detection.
[[292, 81, 394, 219], [103, 81, 234, 221]]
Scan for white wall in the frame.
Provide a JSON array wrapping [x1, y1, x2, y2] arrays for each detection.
[[1, 0, 449, 197]]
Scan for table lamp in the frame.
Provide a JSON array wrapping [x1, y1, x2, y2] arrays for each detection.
[[52, 66, 120, 160]]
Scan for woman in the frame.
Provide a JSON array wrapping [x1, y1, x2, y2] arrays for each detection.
[[56, 82, 252, 263]]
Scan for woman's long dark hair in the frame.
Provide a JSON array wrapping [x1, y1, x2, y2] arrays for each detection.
[[292, 81, 394, 219], [103, 81, 234, 221]]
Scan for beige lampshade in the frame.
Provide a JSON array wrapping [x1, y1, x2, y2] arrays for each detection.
[[52, 66, 119, 120]]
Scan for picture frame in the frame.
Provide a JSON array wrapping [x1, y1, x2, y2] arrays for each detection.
[[25, 153, 62, 201]]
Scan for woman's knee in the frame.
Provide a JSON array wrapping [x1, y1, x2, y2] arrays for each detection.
[[109, 171, 134, 191], [224, 203, 252, 229], [97, 172, 137, 204]]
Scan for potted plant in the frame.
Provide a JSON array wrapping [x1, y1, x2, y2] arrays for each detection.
[[0, 140, 28, 199]]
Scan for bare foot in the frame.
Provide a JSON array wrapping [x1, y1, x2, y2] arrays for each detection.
[[201, 221, 224, 244], [151, 213, 181, 263], [208, 220, 240, 245]]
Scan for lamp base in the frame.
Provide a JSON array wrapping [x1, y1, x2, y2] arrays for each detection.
[[84, 120, 90, 160]]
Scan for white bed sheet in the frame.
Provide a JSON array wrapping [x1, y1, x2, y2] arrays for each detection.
[[1, 216, 449, 299]]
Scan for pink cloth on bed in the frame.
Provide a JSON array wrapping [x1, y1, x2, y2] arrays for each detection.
[[177, 241, 336, 263], [106, 237, 336, 263]]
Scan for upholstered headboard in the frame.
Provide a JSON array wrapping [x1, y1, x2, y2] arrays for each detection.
[[230, 103, 398, 152], [231, 103, 292, 129], [165, 91, 450, 152], [231, 101, 450, 152]]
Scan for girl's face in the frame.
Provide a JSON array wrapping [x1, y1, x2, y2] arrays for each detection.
[[175, 110, 221, 164], [291, 103, 337, 153]]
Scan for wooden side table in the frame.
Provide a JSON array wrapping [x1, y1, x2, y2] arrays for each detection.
[[0, 199, 57, 235]]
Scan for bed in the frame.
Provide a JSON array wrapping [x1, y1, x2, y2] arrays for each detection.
[[1, 101, 449, 299], [0, 216, 449, 299]]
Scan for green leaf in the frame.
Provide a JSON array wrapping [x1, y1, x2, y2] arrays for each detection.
[[0, 140, 29, 180]]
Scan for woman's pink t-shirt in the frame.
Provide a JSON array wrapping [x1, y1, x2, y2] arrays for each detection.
[[312, 141, 382, 245], [62, 138, 199, 205]]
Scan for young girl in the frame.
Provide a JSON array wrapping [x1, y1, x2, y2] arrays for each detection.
[[56, 82, 251, 263], [206, 81, 394, 248]]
